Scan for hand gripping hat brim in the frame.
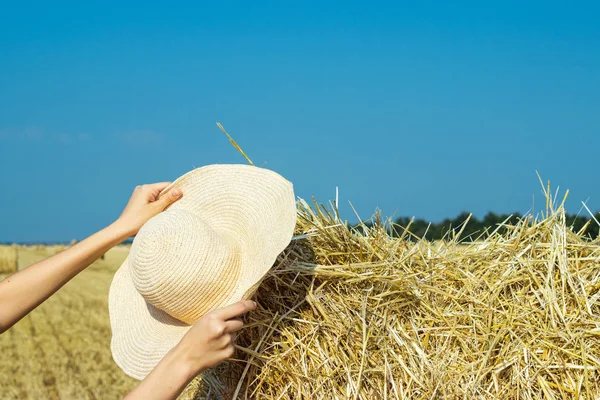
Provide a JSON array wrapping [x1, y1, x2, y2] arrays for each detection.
[[108, 164, 297, 380]]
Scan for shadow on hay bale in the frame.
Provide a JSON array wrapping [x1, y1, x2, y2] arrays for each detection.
[[193, 237, 317, 399]]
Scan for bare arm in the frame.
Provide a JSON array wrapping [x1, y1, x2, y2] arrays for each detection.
[[0, 183, 182, 333], [0, 180, 253, 399], [126, 300, 257, 400]]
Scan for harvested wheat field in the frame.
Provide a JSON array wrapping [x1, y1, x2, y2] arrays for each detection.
[[0, 245, 17, 274], [2, 189, 600, 400], [0, 245, 138, 399]]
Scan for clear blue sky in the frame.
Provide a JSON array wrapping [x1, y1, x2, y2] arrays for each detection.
[[1, 1, 599, 242]]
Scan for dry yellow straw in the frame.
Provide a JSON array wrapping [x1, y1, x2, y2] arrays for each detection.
[[183, 190, 600, 400], [216, 122, 254, 166], [184, 135, 600, 399]]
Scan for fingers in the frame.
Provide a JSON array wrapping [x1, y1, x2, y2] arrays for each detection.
[[219, 333, 233, 347], [224, 318, 244, 333], [153, 187, 182, 209], [212, 300, 257, 321], [221, 346, 235, 358], [130, 182, 181, 212], [143, 182, 172, 192]]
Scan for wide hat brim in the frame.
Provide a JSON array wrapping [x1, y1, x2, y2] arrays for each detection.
[[109, 164, 297, 380]]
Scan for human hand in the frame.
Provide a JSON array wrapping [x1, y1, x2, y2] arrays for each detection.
[[124, 300, 256, 400], [114, 182, 182, 238], [171, 300, 257, 378]]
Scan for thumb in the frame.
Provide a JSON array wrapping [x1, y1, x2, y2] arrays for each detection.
[[156, 188, 182, 209]]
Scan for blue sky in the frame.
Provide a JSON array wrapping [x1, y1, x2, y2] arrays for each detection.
[[1, 1, 599, 242]]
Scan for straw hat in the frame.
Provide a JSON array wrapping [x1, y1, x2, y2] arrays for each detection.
[[108, 164, 296, 380]]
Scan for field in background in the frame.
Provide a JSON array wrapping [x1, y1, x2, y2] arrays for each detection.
[[0, 245, 138, 399], [0, 245, 18, 273]]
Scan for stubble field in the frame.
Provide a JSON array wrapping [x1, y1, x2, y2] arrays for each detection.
[[0, 245, 138, 399]]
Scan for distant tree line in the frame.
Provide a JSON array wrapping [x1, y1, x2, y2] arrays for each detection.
[[356, 211, 600, 241]]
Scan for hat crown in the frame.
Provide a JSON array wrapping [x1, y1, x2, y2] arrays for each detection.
[[129, 208, 240, 324]]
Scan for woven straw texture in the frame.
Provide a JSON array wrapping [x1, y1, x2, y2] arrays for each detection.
[[109, 164, 296, 380]]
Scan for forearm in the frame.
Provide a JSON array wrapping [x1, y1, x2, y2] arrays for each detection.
[[0, 222, 130, 333], [125, 345, 197, 400], [126, 300, 256, 399]]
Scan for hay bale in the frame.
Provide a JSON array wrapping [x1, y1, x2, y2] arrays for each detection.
[[0, 245, 18, 274], [187, 196, 600, 400]]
